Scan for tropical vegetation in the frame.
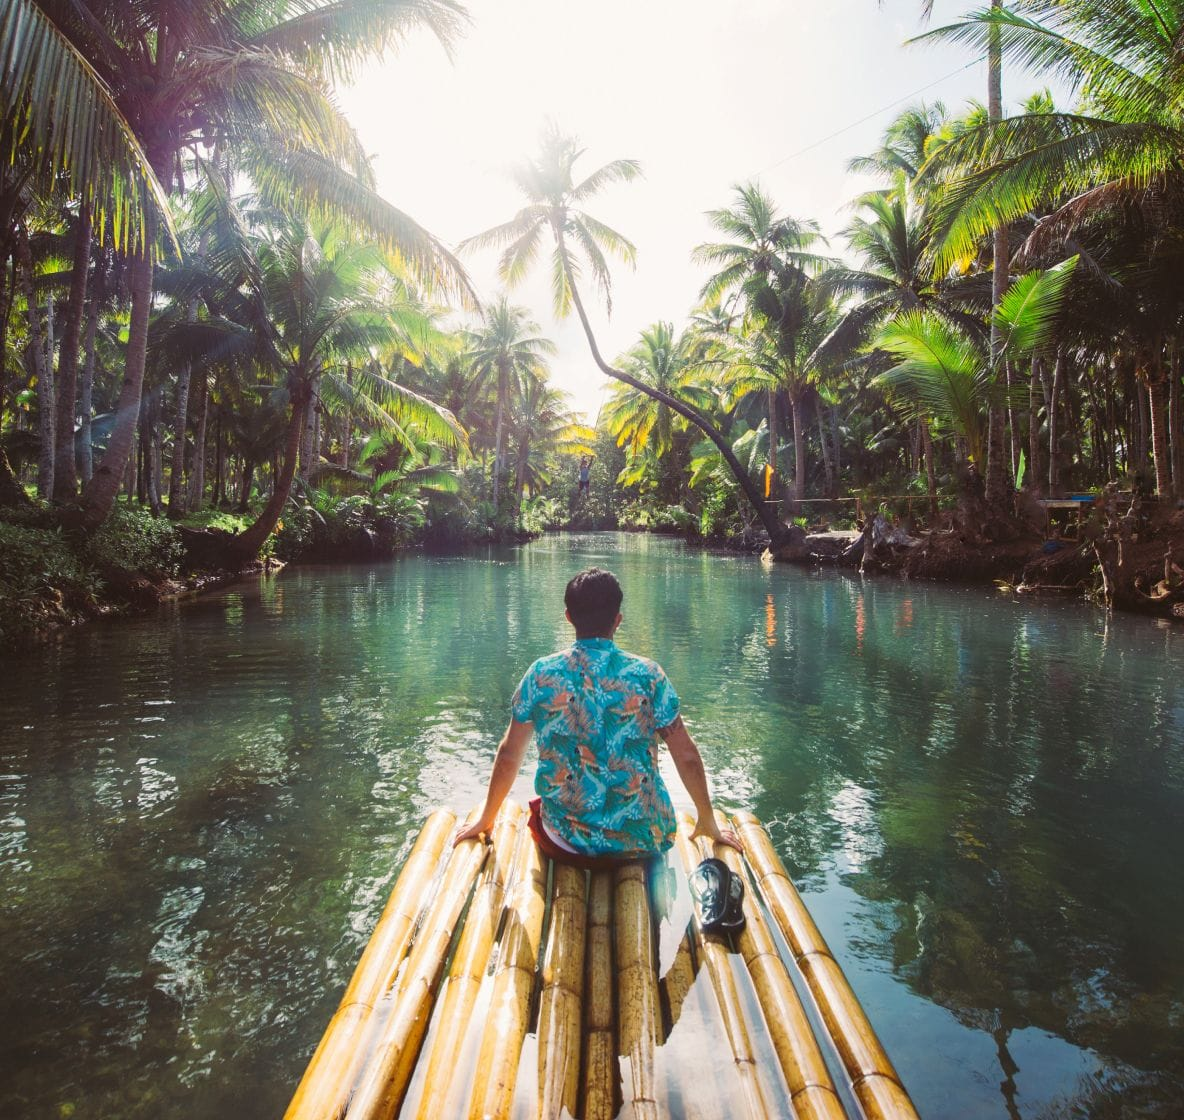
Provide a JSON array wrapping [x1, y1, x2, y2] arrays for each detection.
[[3, 0, 1184, 638]]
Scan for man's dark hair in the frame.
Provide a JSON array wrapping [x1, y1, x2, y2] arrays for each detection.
[[565, 568, 623, 636]]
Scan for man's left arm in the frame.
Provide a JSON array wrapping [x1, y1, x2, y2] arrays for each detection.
[[659, 714, 743, 852], [453, 718, 534, 845]]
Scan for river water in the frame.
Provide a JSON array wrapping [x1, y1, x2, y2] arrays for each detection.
[[1, 533, 1181, 1119]]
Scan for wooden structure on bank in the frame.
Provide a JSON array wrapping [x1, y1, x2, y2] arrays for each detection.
[[285, 801, 920, 1120]]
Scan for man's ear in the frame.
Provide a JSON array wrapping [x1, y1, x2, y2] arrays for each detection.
[[565, 608, 574, 626], [611, 612, 623, 634]]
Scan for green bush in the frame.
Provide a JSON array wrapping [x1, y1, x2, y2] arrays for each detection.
[[520, 495, 565, 535], [87, 506, 185, 577], [180, 509, 254, 534], [0, 521, 102, 640], [274, 490, 427, 560]]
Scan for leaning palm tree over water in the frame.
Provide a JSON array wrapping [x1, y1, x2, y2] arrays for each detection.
[[461, 124, 787, 541]]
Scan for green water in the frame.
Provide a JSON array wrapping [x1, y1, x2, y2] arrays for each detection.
[[1, 532, 1182, 1119]]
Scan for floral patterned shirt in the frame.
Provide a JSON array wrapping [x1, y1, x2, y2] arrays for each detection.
[[511, 637, 680, 855]]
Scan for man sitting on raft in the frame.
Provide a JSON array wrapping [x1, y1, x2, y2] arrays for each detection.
[[455, 567, 742, 863]]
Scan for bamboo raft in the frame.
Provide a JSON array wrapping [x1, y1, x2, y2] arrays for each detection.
[[285, 801, 920, 1120]]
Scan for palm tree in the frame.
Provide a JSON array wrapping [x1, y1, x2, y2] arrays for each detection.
[[916, 0, 1184, 495], [465, 297, 554, 505], [601, 322, 713, 495], [507, 380, 592, 500], [7, 0, 473, 529], [225, 217, 464, 560], [693, 184, 833, 507], [875, 257, 1078, 474], [460, 124, 787, 541]]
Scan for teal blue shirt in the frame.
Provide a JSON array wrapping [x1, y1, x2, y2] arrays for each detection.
[[511, 638, 680, 855]]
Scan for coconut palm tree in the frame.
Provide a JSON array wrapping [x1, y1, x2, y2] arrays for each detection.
[[693, 184, 832, 505], [223, 217, 464, 560], [875, 257, 1078, 472], [6, 0, 473, 529], [507, 380, 592, 500], [916, 0, 1184, 495], [460, 123, 787, 541], [601, 322, 714, 494], [465, 297, 554, 504]]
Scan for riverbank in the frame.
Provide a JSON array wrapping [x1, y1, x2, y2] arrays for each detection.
[[5, 501, 1182, 644], [767, 501, 1184, 622]]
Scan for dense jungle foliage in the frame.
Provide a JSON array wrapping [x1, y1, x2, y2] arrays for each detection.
[[2, 0, 1184, 638]]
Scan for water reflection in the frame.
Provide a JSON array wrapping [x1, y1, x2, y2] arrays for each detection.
[[0, 535, 1180, 1118]]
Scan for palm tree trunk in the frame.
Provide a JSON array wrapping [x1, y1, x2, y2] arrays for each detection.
[[985, 0, 1011, 509], [230, 388, 310, 560], [1170, 344, 1181, 496], [188, 377, 208, 510], [831, 404, 841, 484], [142, 391, 163, 515], [790, 391, 806, 508], [78, 292, 99, 484], [767, 387, 778, 493], [1048, 352, 1063, 495], [1146, 351, 1171, 497], [299, 386, 317, 481], [342, 362, 353, 470], [1028, 356, 1044, 496], [17, 226, 54, 500], [492, 360, 507, 505], [563, 263, 784, 541], [922, 418, 937, 521], [167, 360, 193, 517], [79, 248, 154, 531], [53, 199, 91, 502], [1006, 358, 1019, 479], [214, 415, 225, 507], [817, 402, 834, 497], [237, 458, 254, 512]]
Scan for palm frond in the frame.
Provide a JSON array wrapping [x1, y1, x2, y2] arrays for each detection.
[[246, 146, 477, 308], [993, 255, 1078, 358], [246, 0, 470, 83], [0, 0, 174, 251]]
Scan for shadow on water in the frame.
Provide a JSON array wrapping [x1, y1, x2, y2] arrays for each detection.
[[0, 532, 1181, 1118]]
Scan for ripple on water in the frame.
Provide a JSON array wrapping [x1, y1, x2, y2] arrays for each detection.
[[0, 537, 1181, 1119]]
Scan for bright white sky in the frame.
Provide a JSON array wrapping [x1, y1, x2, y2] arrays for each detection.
[[338, 0, 1053, 422]]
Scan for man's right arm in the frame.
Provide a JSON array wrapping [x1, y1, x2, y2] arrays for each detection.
[[453, 718, 533, 845], [660, 715, 743, 852]]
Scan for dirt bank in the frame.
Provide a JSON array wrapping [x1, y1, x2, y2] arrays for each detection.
[[766, 504, 1184, 623]]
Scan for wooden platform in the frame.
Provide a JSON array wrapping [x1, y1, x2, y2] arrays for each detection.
[[285, 802, 920, 1120]]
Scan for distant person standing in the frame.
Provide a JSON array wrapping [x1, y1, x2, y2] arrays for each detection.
[[577, 454, 593, 498]]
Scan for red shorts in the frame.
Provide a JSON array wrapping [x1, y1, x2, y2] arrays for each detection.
[[526, 798, 648, 871]]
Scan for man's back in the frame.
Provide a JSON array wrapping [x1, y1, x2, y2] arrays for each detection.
[[512, 637, 679, 855]]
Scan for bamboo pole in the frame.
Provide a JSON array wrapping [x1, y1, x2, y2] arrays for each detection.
[[659, 929, 697, 1033], [414, 804, 525, 1120], [344, 814, 491, 1120], [536, 862, 588, 1120], [464, 827, 548, 1120], [708, 814, 846, 1120], [732, 811, 921, 1120], [581, 869, 618, 1120], [672, 816, 773, 1120], [284, 808, 456, 1120], [615, 862, 661, 1120]]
